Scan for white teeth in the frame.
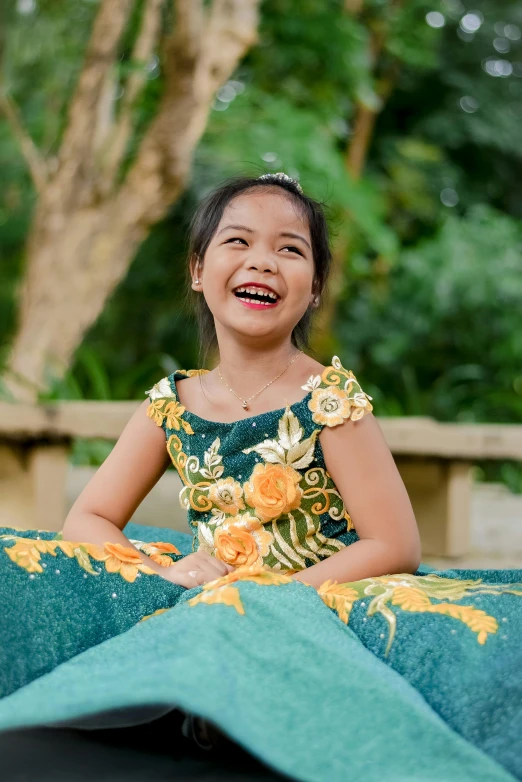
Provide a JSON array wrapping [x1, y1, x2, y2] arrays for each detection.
[[234, 286, 279, 300]]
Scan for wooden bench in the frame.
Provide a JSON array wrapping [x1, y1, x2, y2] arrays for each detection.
[[1, 402, 521, 556]]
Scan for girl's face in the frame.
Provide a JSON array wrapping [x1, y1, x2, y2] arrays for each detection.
[[194, 190, 316, 344]]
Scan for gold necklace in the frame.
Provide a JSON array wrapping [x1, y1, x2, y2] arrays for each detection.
[[217, 351, 303, 410]]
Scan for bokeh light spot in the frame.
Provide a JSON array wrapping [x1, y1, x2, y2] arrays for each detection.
[[504, 24, 521, 41], [426, 11, 445, 28], [493, 38, 510, 54], [145, 55, 159, 73], [16, 0, 36, 14], [460, 12, 483, 34], [216, 84, 237, 103], [459, 95, 479, 113], [228, 80, 245, 95], [440, 188, 459, 207], [483, 58, 513, 77]]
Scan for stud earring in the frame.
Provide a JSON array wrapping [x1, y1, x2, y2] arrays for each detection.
[[194, 279, 200, 285]]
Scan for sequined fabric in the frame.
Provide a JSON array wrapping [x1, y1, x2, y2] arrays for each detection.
[[1, 355, 522, 781], [1, 523, 521, 781], [145, 356, 373, 572]]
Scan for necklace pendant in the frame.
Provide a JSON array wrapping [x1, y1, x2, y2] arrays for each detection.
[[217, 351, 303, 414]]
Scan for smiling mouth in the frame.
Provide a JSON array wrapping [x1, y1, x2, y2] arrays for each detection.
[[233, 286, 281, 306]]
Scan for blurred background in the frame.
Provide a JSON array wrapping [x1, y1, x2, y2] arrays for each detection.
[[0, 0, 521, 565]]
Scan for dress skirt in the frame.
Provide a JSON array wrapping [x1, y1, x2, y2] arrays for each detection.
[[1, 521, 521, 782]]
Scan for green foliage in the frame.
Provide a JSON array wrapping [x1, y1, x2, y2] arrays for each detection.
[[337, 205, 522, 423], [379, 0, 522, 226], [386, 2, 441, 68], [1, 0, 522, 488], [247, 0, 371, 115], [195, 87, 398, 258]]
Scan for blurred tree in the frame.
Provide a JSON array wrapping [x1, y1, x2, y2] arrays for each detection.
[[0, 0, 260, 402], [78, 0, 522, 401], [337, 205, 522, 422], [1, 0, 521, 460], [337, 204, 522, 490]]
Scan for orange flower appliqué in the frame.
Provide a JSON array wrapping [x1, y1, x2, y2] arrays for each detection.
[[99, 542, 157, 582], [5, 538, 59, 573], [214, 513, 273, 568], [141, 541, 181, 568], [244, 462, 302, 522], [103, 543, 143, 580], [3, 536, 158, 582]]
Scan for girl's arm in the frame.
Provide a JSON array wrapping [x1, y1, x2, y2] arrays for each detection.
[[293, 414, 421, 588], [62, 399, 179, 579], [63, 399, 235, 588]]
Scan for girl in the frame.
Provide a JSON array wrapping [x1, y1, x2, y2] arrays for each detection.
[[1, 174, 521, 782], [62, 171, 421, 591]]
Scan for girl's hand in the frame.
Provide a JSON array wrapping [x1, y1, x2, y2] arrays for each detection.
[[161, 551, 235, 589]]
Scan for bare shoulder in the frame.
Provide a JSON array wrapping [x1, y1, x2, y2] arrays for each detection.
[[174, 372, 206, 408], [296, 355, 327, 385], [301, 355, 327, 374], [64, 398, 171, 531]]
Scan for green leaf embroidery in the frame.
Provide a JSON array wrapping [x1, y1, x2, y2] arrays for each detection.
[[74, 545, 100, 576]]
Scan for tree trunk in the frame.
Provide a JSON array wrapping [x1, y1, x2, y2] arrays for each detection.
[[311, 9, 399, 360], [2, 0, 260, 402]]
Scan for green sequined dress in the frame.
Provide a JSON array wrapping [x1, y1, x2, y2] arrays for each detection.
[[1, 355, 522, 782], [145, 355, 369, 573]]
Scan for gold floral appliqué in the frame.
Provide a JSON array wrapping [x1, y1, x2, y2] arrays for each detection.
[[145, 375, 196, 434], [317, 572, 522, 656], [301, 355, 373, 427], [1, 535, 160, 583], [188, 566, 294, 616]]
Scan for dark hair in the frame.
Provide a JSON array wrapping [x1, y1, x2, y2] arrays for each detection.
[[185, 174, 332, 365]]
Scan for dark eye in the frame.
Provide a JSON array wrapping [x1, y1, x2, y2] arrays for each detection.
[[225, 237, 248, 245], [282, 246, 303, 256]]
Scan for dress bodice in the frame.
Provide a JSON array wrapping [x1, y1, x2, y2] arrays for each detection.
[[145, 356, 373, 573]]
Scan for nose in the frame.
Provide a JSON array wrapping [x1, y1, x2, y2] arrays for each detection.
[[246, 250, 278, 275]]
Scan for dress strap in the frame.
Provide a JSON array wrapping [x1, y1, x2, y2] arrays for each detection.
[[300, 355, 373, 429], [144, 371, 195, 434]]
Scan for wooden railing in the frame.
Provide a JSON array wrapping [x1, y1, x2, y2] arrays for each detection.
[[1, 401, 521, 557]]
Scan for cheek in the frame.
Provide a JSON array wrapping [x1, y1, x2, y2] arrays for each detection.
[[286, 262, 315, 301], [200, 257, 230, 306]]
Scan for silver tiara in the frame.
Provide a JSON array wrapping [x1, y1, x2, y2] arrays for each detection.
[[257, 172, 303, 194]]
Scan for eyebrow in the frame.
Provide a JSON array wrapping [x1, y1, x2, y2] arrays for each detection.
[[217, 224, 311, 251]]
